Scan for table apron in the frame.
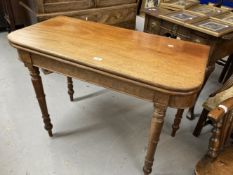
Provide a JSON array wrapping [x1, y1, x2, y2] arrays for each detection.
[[18, 49, 198, 108]]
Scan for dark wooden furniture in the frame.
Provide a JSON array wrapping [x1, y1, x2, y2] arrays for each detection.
[[1, 0, 25, 31], [8, 16, 209, 175], [20, 0, 138, 29], [195, 97, 233, 175], [219, 54, 233, 83], [193, 75, 233, 137], [0, 0, 8, 31], [137, 0, 143, 14], [144, 7, 233, 136]]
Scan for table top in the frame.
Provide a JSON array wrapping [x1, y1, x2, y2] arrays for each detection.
[[8, 16, 209, 93]]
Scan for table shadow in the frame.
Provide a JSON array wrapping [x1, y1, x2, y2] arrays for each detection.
[[73, 89, 109, 102]]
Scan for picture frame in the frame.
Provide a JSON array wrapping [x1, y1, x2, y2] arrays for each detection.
[[188, 4, 230, 17], [187, 19, 233, 37], [159, 10, 207, 25], [160, 0, 199, 10], [213, 12, 233, 25]]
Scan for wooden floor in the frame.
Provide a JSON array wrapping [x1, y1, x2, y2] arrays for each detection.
[[195, 145, 233, 175]]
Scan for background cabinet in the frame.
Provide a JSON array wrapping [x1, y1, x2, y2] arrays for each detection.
[[21, 0, 138, 29]]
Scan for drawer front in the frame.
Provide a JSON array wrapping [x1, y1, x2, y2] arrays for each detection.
[[44, 0, 94, 13], [159, 22, 211, 44], [38, 4, 137, 29], [96, 0, 137, 7]]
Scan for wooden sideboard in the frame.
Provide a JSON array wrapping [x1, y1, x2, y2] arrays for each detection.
[[20, 0, 139, 29]]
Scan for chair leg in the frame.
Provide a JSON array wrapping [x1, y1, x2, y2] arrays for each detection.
[[171, 109, 184, 137], [193, 109, 209, 137], [219, 58, 230, 83], [223, 58, 233, 83], [67, 77, 74, 101]]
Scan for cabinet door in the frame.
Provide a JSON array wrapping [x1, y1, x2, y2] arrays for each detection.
[[95, 0, 137, 7], [44, 0, 95, 13]]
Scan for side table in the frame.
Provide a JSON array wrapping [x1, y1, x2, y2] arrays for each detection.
[[144, 7, 233, 136]]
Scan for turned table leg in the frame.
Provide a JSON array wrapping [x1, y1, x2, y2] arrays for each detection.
[[27, 66, 53, 137], [67, 77, 74, 101], [143, 103, 167, 175], [171, 109, 184, 137]]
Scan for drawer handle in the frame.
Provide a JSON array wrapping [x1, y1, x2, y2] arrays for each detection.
[[151, 22, 157, 28]]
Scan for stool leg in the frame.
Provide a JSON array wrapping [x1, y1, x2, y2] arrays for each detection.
[[27, 66, 53, 137], [143, 103, 167, 175], [171, 109, 184, 137], [67, 77, 74, 101], [193, 109, 209, 137]]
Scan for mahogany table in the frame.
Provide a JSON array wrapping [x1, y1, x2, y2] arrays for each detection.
[[8, 16, 209, 174]]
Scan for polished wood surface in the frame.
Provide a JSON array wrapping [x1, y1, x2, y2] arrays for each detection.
[[8, 17, 209, 174], [8, 16, 209, 93]]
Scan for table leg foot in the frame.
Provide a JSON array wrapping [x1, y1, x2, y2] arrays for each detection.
[[171, 109, 184, 137], [27, 66, 53, 137], [143, 103, 167, 174], [67, 77, 74, 101]]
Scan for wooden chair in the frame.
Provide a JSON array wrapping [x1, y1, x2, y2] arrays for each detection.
[[193, 75, 233, 137], [195, 97, 233, 175]]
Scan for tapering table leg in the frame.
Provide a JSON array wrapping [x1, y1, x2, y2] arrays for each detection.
[[27, 66, 53, 137], [171, 109, 184, 137], [67, 77, 74, 101], [143, 103, 167, 175]]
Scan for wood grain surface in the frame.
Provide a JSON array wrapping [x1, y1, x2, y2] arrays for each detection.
[[8, 16, 209, 92]]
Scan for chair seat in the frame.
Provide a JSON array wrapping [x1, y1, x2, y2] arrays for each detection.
[[203, 86, 233, 111], [195, 145, 233, 175]]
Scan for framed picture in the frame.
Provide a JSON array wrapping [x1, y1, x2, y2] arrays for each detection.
[[160, 10, 207, 25], [170, 12, 197, 21], [198, 21, 229, 31], [160, 0, 199, 10], [213, 12, 233, 25], [188, 19, 233, 36], [188, 4, 230, 16]]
